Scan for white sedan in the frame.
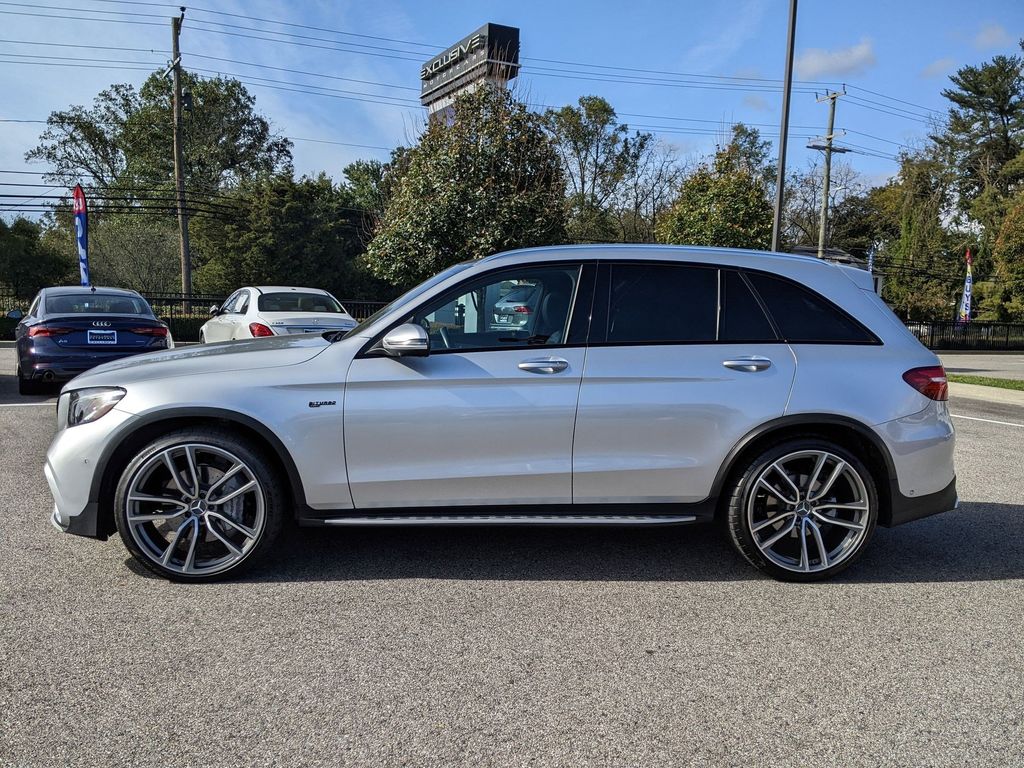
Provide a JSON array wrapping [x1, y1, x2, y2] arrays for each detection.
[[199, 286, 357, 342]]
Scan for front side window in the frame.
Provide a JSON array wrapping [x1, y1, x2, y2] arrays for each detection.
[[745, 272, 875, 344], [606, 263, 717, 343], [409, 265, 580, 352]]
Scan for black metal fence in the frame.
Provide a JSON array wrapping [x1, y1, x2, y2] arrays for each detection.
[[907, 321, 1024, 351]]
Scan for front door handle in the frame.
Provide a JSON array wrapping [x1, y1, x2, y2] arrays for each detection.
[[518, 357, 569, 374], [723, 356, 773, 373]]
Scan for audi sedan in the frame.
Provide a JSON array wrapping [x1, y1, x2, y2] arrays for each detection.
[[13, 286, 172, 395], [199, 286, 357, 342], [44, 246, 957, 582]]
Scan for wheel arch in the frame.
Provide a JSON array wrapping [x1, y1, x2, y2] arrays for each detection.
[[711, 414, 897, 526], [89, 407, 308, 538]]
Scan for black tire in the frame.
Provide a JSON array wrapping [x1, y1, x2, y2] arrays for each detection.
[[199, 331, 206, 344], [17, 365, 43, 396], [724, 438, 878, 582], [114, 428, 285, 582]]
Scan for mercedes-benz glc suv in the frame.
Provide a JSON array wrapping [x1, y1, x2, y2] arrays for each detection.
[[44, 246, 957, 582]]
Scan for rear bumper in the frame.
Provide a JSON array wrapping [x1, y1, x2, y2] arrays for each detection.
[[885, 476, 958, 527], [23, 348, 162, 381]]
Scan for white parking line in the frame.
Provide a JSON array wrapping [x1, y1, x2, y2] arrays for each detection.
[[0, 402, 54, 408], [951, 413, 1024, 429]]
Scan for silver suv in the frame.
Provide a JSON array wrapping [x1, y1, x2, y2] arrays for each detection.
[[44, 246, 957, 582]]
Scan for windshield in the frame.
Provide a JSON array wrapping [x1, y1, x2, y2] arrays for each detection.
[[341, 261, 475, 339], [257, 292, 345, 313], [45, 293, 153, 315]]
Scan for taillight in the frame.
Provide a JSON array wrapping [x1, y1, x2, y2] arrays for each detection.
[[249, 322, 274, 337], [28, 326, 73, 337], [903, 366, 948, 401], [129, 326, 168, 337], [513, 306, 532, 314]]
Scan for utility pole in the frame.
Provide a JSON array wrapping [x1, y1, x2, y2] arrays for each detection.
[[811, 89, 848, 259], [171, 7, 191, 295], [770, 0, 798, 252]]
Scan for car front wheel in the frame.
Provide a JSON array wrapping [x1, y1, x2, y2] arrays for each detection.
[[725, 439, 878, 581], [114, 429, 284, 581]]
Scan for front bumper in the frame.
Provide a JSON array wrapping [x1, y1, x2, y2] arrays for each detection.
[[45, 407, 138, 539]]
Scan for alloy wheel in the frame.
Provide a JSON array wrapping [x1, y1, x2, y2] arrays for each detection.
[[746, 450, 871, 574], [124, 443, 266, 576]]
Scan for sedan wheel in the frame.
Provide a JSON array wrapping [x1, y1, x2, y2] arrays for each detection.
[[726, 440, 878, 581], [115, 430, 283, 581]]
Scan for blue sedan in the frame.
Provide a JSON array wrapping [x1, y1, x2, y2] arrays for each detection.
[[12, 286, 172, 395]]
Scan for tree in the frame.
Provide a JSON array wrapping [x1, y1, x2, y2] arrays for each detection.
[[989, 198, 1024, 320], [545, 96, 651, 241], [192, 173, 385, 298], [656, 133, 773, 249], [934, 49, 1024, 232], [342, 147, 411, 244], [783, 159, 869, 250], [609, 139, 686, 243], [27, 72, 292, 199], [88, 216, 182, 294], [365, 86, 567, 287], [0, 218, 74, 298]]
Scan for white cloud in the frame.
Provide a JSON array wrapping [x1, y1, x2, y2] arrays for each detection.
[[795, 39, 876, 79], [742, 94, 772, 112], [972, 23, 1013, 50], [920, 57, 956, 78]]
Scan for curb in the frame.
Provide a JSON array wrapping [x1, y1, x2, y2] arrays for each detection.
[[948, 381, 1024, 406]]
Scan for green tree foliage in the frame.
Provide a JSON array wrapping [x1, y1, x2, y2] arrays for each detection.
[[989, 198, 1024, 320], [27, 73, 292, 200], [342, 147, 411, 244], [365, 86, 567, 287], [545, 96, 660, 242], [88, 216, 182, 294], [193, 173, 388, 299], [656, 128, 773, 249], [0, 218, 74, 298], [934, 49, 1024, 233]]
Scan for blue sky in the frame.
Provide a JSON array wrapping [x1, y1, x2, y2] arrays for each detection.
[[1, 0, 1022, 214]]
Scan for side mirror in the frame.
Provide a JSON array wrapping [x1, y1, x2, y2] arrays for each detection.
[[6, 309, 24, 321], [209, 305, 220, 316], [381, 323, 430, 357]]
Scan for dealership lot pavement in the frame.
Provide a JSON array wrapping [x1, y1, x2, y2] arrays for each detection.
[[1, 347, 1023, 767]]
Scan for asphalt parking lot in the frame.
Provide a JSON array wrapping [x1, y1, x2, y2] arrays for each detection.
[[1, 346, 1022, 767]]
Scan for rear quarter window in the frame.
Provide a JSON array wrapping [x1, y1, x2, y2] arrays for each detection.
[[745, 272, 876, 344]]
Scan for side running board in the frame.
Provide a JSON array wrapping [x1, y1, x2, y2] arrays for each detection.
[[315, 513, 698, 527]]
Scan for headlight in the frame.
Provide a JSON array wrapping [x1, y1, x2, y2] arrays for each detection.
[[67, 387, 126, 427]]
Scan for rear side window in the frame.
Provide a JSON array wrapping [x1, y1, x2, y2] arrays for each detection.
[[607, 263, 717, 343], [745, 273, 874, 344], [719, 271, 778, 342]]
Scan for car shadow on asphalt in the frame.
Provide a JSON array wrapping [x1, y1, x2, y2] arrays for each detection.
[[0, 372, 59, 405], [119, 500, 1023, 584]]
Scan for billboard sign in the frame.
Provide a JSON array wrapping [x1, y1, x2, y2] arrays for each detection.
[[420, 23, 520, 107]]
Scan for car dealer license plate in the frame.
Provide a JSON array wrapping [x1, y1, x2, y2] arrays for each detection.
[[87, 329, 117, 345]]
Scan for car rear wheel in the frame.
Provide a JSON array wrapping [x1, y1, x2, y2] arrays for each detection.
[[114, 429, 284, 582], [16, 365, 43, 395], [725, 439, 878, 582]]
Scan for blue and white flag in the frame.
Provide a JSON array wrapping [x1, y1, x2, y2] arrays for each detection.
[[72, 184, 90, 286], [957, 248, 973, 324]]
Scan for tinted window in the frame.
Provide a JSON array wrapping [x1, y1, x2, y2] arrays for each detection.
[[410, 265, 580, 351], [607, 264, 717, 343], [45, 293, 151, 315], [746, 272, 874, 343], [258, 292, 344, 313], [720, 271, 778, 342]]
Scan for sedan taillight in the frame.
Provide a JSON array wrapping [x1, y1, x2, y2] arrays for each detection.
[[129, 326, 168, 337], [28, 326, 73, 337], [249, 322, 274, 337], [513, 306, 532, 314], [902, 366, 949, 401]]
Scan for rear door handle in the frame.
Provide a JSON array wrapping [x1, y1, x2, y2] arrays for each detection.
[[518, 357, 569, 374], [723, 356, 772, 372]]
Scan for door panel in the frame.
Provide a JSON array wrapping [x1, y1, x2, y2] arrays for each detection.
[[344, 349, 586, 508], [573, 343, 796, 503]]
